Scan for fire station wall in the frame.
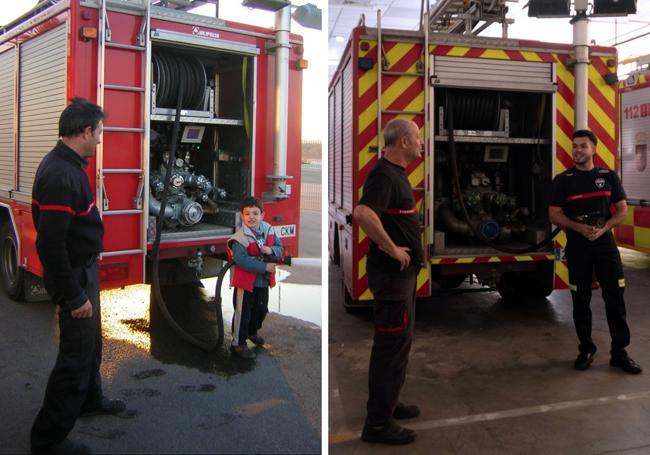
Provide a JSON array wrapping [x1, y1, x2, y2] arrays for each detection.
[[342, 59, 353, 212], [0, 48, 16, 190], [18, 24, 67, 194]]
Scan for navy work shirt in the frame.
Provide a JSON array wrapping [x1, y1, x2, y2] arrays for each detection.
[[32, 140, 104, 310]]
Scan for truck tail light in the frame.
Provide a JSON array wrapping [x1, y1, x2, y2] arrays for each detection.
[[80, 26, 97, 41], [100, 263, 128, 281]]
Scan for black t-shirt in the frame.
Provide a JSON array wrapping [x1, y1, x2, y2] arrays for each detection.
[[359, 158, 424, 274], [549, 166, 626, 244]]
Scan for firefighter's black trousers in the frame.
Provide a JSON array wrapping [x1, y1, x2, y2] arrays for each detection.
[[565, 232, 630, 357], [366, 268, 417, 427], [231, 286, 269, 347], [31, 262, 103, 450]]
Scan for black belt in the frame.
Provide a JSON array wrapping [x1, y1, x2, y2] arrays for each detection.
[[571, 215, 606, 228]]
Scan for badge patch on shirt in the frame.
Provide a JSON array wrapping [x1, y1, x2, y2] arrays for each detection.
[[595, 178, 605, 189]]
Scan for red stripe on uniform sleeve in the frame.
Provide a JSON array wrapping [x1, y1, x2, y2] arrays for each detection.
[[32, 199, 75, 215], [77, 202, 95, 217]]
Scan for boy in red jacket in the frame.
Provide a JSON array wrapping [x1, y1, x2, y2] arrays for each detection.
[[227, 197, 283, 359]]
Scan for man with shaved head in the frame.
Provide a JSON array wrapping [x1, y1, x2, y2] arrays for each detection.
[[353, 118, 424, 445]]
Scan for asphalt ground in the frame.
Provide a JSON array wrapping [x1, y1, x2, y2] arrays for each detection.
[[0, 163, 322, 454], [329, 248, 650, 454], [1, 287, 321, 454]]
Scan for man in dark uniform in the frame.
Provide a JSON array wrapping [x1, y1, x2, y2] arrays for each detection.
[[353, 118, 424, 445], [30, 98, 125, 455], [549, 129, 642, 374]]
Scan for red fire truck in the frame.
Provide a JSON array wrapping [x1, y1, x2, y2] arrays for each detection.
[[614, 56, 650, 253], [329, 10, 620, 307], [0, 0, 304, 302]]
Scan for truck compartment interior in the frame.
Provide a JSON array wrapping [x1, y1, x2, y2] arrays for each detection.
[[148, 44, 254, 243], [432, 88, 554, 255]]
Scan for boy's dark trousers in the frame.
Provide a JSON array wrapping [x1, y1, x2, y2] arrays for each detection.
[[565, 232, 631, 357], [31, 261, 103, 451], [232, 286, 269, 346], [365, 268, 417, 427]]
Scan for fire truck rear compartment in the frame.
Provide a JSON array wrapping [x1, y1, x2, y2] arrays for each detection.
[[148, 44, 254, 242], [432, 88, 554, 256]]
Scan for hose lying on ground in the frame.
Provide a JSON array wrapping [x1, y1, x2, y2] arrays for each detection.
[[150, 79, 224, 351]]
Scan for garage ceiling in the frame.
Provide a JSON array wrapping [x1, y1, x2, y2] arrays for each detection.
[[329, 0, 423, 80], [329, 0, 650, 82]]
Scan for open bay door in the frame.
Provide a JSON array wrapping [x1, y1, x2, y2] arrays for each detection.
[[427, 49, 559, 298]]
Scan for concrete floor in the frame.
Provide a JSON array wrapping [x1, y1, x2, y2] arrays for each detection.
[[329, 249, 650, 454]]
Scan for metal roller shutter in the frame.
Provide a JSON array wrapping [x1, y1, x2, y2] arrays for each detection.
[[18, 24, 67, 194], [341, 59, 353, 212], [328, 90, 335, 203], [333, 78, 342, 208], [432, 56, 555, 92], [0, 48, 16, 190]]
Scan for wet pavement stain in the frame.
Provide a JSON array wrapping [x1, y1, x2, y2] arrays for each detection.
[[131, 368, 166, 380], [115, 410, 141, 419], [148, 284, 256, 377], [157, 347, 257, 376], [121, 388, 161, 398], [103, 283, 256, 376], [178, 384, 216, 392], [78, 427, 126, 440], [101, 278, 319, 379], [148, 316, 256, 376], [101, 286, 151, 351], [120, 318, 149, 334], [153, 283, 220, 342]]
